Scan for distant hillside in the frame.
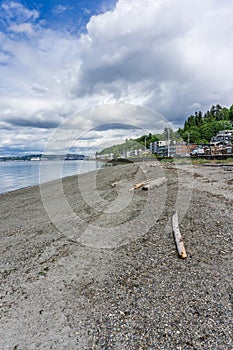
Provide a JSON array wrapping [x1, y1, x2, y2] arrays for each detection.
[[0, 154, 86, 162], [97, 130, 181, 156], [97, 139, 143, 157], [98, 104, 233, 156]]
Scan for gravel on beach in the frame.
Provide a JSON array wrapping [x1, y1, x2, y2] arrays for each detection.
[[0, 161, 232, 349]]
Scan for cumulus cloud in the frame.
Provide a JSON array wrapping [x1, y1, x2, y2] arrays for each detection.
[[0, 1, 40, 37], [0, 127, 53, 156], [9, 22, 34, 35], [1, 1, 39, 22], [1, 0, 233, 155], [40, 103, 170, 156], [74, 0, 233, 119]]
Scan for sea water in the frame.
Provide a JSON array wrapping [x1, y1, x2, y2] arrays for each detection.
[[0, 160, 103, 194]]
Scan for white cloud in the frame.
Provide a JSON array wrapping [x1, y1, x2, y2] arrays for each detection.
[[0, 127, 53, 156], [76, 0, 233, 118], [9, 22, 34, 35], [53, 5, 67, 14], [1, 1, 39, 22], [40, 103, 169, 155], [1, 0, 233, 155], [0, 1, 40, 38]]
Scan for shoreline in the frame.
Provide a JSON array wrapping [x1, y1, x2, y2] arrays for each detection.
[[0, 162, 232, 349], [0, 159, 104, 196], [1, 156, 233, 196]]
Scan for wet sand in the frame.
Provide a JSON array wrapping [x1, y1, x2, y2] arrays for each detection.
[[0, 161, 232, 349]]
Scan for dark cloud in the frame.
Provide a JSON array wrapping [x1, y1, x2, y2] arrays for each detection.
[[71, 0, 233, 121], [6, 118, 59, 129], [92, 123, 142, 132], [1, 0, 233, 155]]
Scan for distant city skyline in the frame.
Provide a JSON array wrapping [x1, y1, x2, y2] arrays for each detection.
[[1, 0, 233, 155]]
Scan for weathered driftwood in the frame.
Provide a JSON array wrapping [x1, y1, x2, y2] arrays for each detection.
[[224, 166, 233, 172], [142, 177, 167, 190], [172, 210, 187, 259], [111, 182, 120, 187], [129, 181, 147, 191], [129, 177, 167, 191]]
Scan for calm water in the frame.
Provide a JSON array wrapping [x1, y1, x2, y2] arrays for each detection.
[[0, 160, 103, 194]]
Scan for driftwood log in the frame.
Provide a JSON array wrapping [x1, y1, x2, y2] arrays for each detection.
[[129, 177, 167, 191], [172, 210, 187, 259], [129, 181, 148, 191], [111, 182, 120, 187], [142, 177, 167, 190]]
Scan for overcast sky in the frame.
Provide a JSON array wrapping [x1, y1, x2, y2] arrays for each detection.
[[1, 0, 233, 155]]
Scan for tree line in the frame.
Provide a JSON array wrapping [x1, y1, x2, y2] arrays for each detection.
[[98, 104, 233, 156], [178, 104, 233, 144]]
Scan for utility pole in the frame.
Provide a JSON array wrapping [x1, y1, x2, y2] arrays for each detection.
[[223, 122, 225, 145], [187, 132, 190, 154], [143, 136, 147, 160], [167, 128, 170, 157]]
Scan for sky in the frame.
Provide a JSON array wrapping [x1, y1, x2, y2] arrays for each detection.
[[1, 0, 233, 155]]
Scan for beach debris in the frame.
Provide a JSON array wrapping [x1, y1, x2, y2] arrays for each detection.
[[148, 161, 159, 167], [142, 177, 167, 190], [172, 210, 187, 259], [111, 182, 120, 187], [129, 177, 167, 191], [129, 181, 148, 191], [224, 166, 233, 171], [143, 161, 159, 167]]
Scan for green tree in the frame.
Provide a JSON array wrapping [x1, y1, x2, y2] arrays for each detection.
[[200, 123, 217, 143], [183, 126, 201, 143], [228, 105, 233, 122]]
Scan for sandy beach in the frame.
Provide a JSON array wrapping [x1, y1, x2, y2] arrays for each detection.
[[0, 161, 232, 349]]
